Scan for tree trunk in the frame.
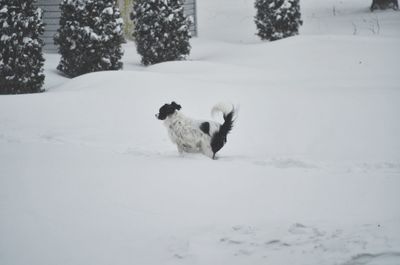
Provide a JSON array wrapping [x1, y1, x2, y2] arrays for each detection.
[[116, 0, 135, 40]]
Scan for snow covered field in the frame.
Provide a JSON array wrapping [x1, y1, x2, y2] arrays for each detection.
[[1, 0, 400, 264]]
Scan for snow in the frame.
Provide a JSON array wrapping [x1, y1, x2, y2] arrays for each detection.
[[0, 34, 10, 41], [102, 7, 114, 15], [83, 26, 100, 41], [1, 0, 400, 265], [22, 37, 33, 44]]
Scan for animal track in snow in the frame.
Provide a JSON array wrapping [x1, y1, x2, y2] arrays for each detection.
[[167, 237, 192, 261], [253, 158, 318, 169], [288, 223, 326, 240], [341, 252, 400, 265], [213, 222, 400, 263]]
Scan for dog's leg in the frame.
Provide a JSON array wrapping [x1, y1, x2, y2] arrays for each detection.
[[177, 145, 184, 156], [201, 143, 215, 159], [370, 0, 377, 11], [394, 0, 399, 9]]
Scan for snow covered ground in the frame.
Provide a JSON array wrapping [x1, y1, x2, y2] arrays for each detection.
[[1, 0, 400, 265]]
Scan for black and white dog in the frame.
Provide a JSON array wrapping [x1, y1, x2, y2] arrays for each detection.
[[155, 102, 235, 159]]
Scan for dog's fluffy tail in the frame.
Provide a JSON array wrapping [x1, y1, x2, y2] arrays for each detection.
[[211, 103, 235, 119], [210, 103, 236, 158]]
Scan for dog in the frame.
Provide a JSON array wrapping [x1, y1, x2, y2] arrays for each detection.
[[155, 101, 235, 159]]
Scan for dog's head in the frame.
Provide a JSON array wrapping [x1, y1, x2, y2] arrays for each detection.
[[155, 101, 182, 120]]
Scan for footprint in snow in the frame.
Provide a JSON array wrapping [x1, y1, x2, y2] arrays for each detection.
[[265, 239, 291, 248], [166, 237, 192, 261], [253, 158, 318, 169], [342, 252, 400, 265], [288, 223, 325, 237]]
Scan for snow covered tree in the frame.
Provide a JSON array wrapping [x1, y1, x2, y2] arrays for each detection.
[[54, 0, 124, 78], [131, 0, 191, 65], [255, 0, 303, 41], [0, 0, 45, 94], [370, 0, 399, 11]]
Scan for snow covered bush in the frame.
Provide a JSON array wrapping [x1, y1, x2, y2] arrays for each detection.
[[54, 0, 124, 78], [370, 0, 399, 11], [0, 0, 45, 94], [130, 0, 191, 66], [255, 0, 303, 41]]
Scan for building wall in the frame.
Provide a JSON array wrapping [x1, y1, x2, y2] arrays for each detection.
[[38, 0, 197, 53], [183, 0, 198, 37], [37, 0, 60, 52]]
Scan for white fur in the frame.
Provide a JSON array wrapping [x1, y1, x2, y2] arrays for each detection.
[[211, 102, 234, 118], [163, 103, 232, 158]]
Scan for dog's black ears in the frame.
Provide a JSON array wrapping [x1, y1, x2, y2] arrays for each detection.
[[171, 101, 181, 110]]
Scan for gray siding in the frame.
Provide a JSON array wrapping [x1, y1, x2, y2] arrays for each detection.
[[183, 0, 198, 36], [37, 0, 60, 52], [38, 0, 197, 53]]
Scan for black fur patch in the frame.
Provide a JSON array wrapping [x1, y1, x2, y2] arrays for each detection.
[[211, 110, 234, 157], [200, 122, 210, 135], [156, 101, 181, 120]]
